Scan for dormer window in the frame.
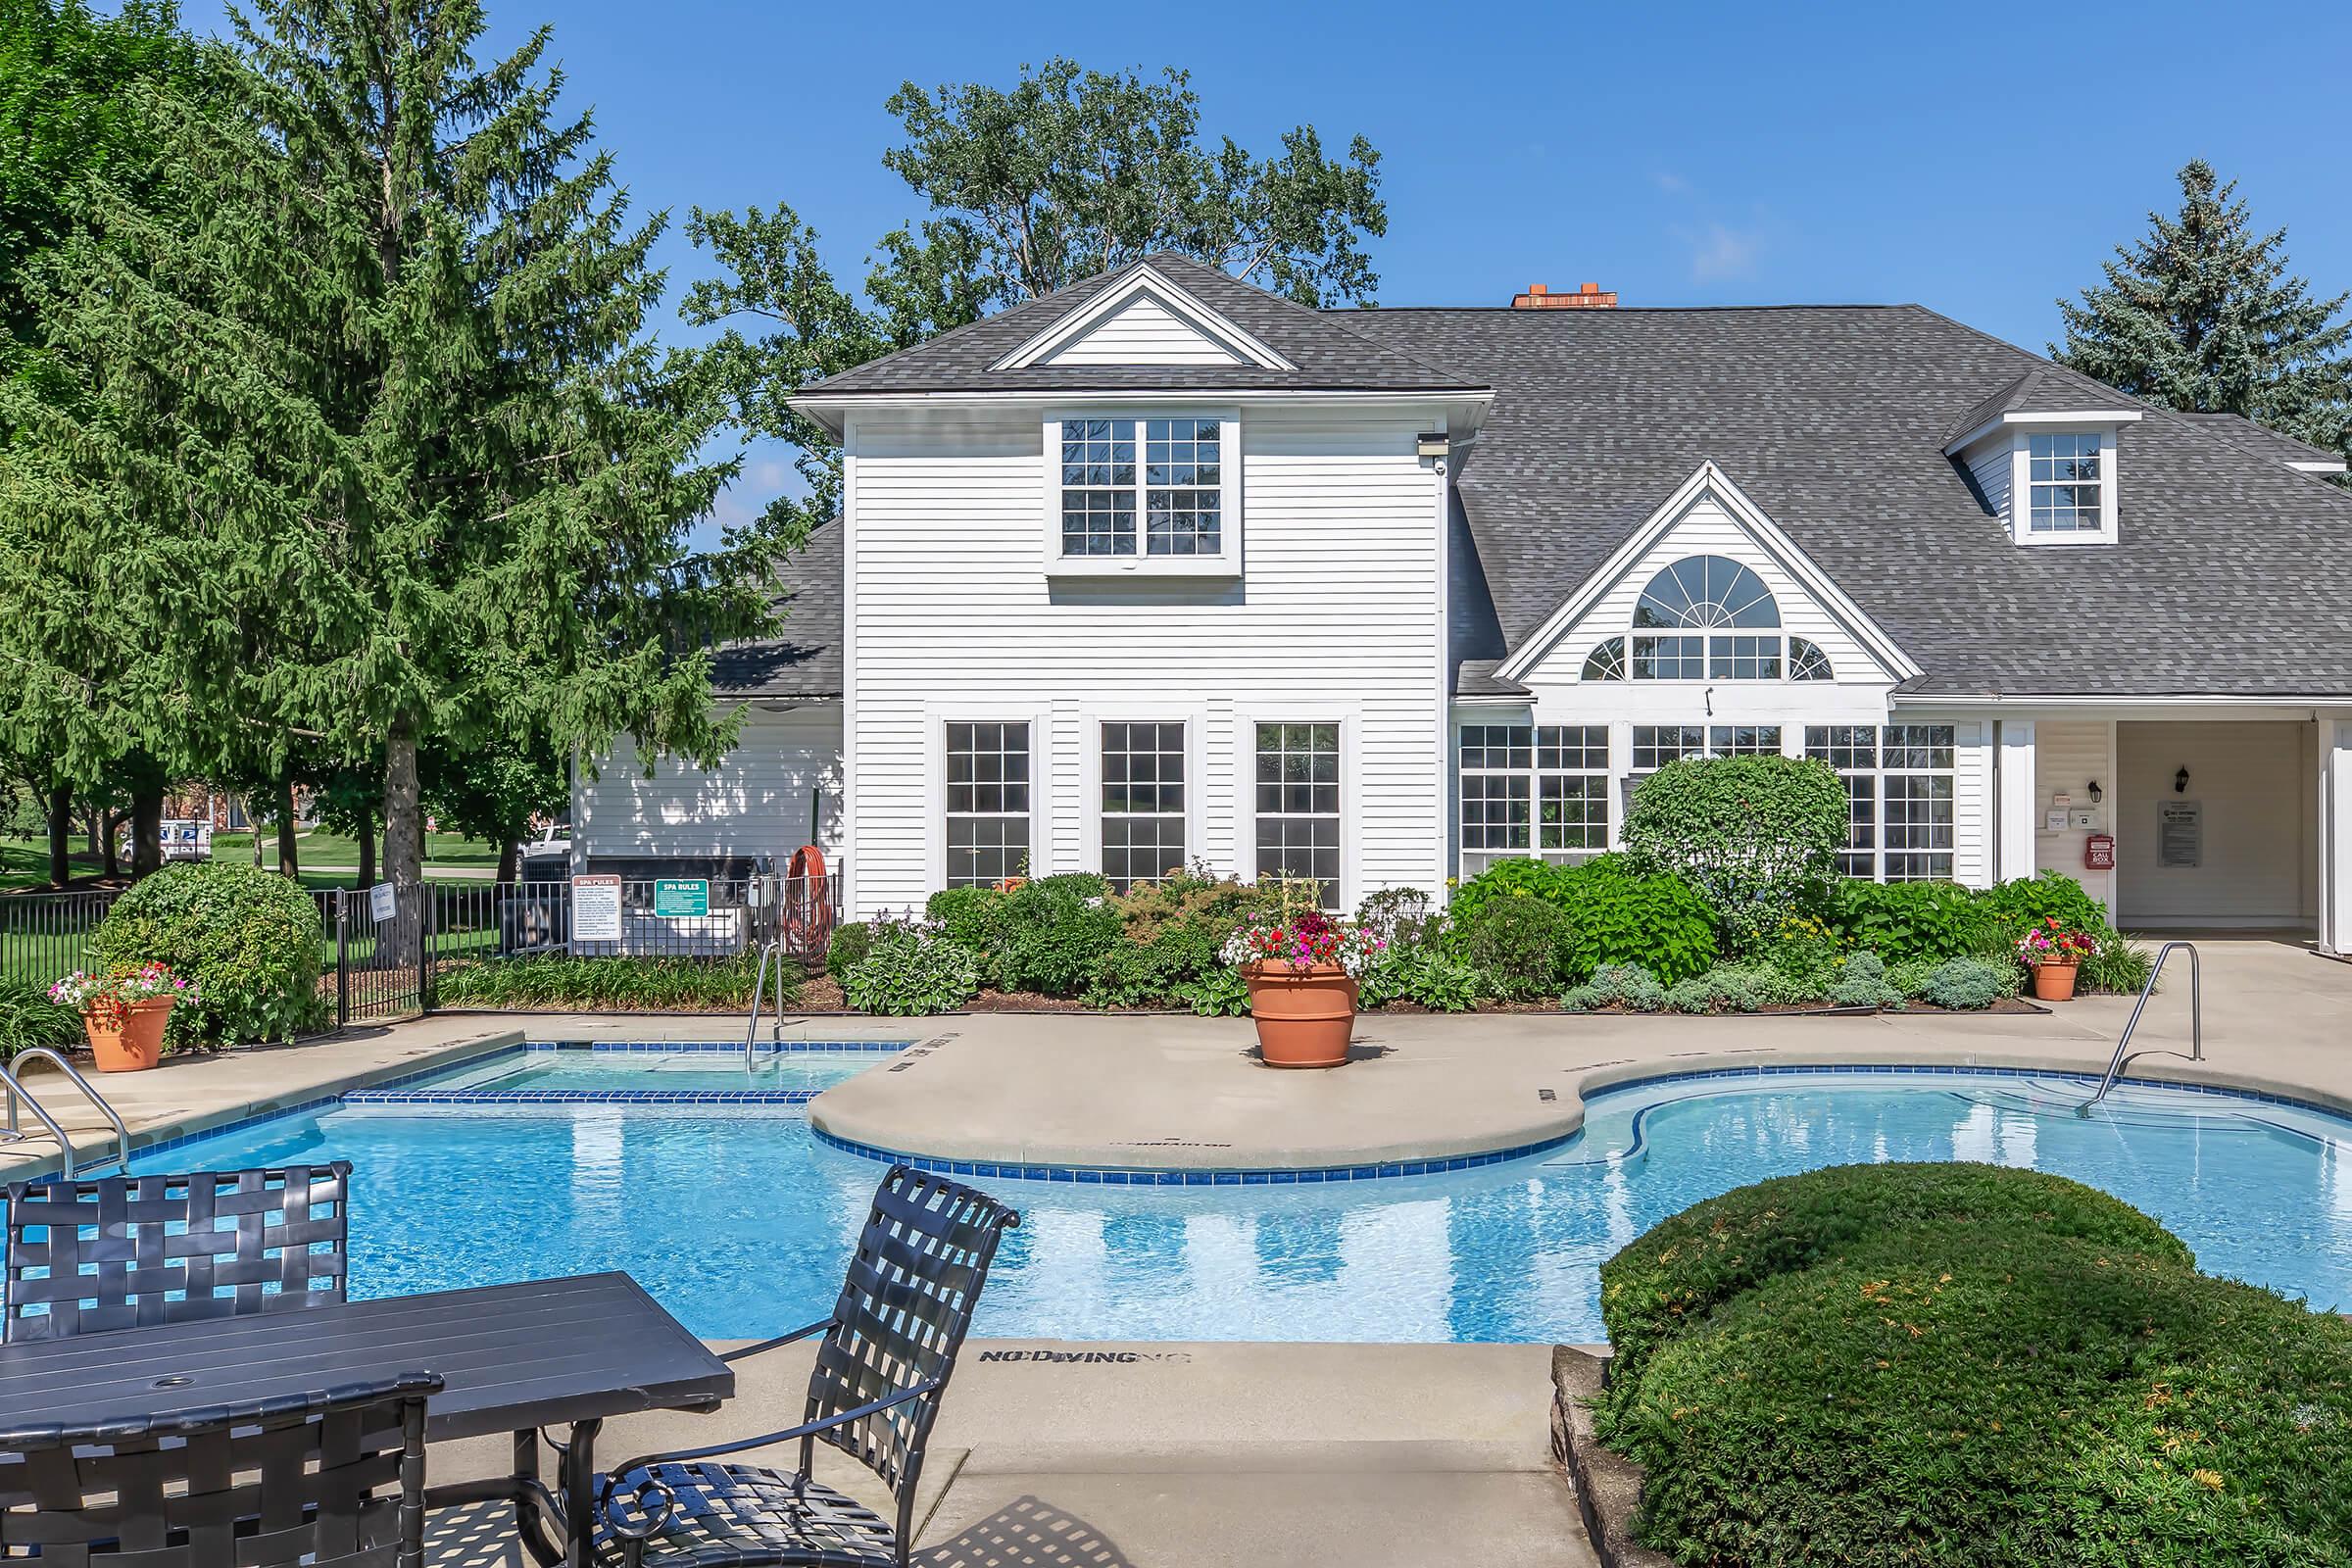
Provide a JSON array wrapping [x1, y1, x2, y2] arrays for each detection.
[[1045, 412, 1242, 576], [2028, 432, 2103, 533]]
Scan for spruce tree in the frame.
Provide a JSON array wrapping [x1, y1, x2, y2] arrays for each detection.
[[2056, 160, 2352, 460]]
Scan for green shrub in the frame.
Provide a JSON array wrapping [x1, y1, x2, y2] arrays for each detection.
[[1918, 955, 2011, 1009], [1171, 963, 1250, 1017], [1355, 886, 1442, 950], [824, 921, 872, 983], [1561, 960, 1668, 1012], [0, 978, 83, 1057], [1595, 1168, 2352, 1568], [92, 861, 323, 1045], [1663, 963, 1774, 1014], [1826, 949, 1901, 1008], [1455, 895, 1571, 999], [2082, 926, 2155, 994], [1830, 877, 2002, 962], [1595, 1162, 2194, 1404], [924, 886, 1011, 966], [1446, 858, 1575, 928], [435, 954, 781, 1009], [1752, 911, 1849, 991], [841, 914, 978, 1015], [1622, 755, 1848, 951], [1085, 919, 1224, 1008], [1555, 856, 1719, 983], [1029, 870, 1108, 901], [1979, 869, 2109, 947], [1357, 943, 1485, 1011], [994, 878, 1123, 996]]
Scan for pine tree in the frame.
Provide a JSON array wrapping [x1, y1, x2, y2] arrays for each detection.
[[2056, 160, 2352, 460]]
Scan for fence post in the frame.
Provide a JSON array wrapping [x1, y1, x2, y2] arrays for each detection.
[[335, 893, 350, 1029], [416, 883, 433, 1013]]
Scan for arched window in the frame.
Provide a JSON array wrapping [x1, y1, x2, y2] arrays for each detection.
[[1634, 557, 1779, 629], [1577, 556, 1832, 682]]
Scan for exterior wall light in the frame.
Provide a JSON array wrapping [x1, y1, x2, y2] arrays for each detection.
[[2086, 780, 2103, 804], [2175, 767, 2190, 794]]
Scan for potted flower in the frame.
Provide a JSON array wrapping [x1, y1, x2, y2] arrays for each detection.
[[49, 963, 196, 1072], [1221, 909, 1384, 1068], [2016, 918, 2096, 1002]]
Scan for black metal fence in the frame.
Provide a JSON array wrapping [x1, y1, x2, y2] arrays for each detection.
[[2, 868, 840, 1028]]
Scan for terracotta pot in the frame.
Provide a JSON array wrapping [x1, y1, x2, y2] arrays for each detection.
[[2030, 961, 2080, 1003], [1242, 960, 1357, 1068], [83, 996, 173, 1072]]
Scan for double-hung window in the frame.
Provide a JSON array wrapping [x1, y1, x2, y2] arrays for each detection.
[[1101, 721, 1186, 892], [2027, 432, 2102, 533], [1458, 725, 1609, 877], [944, 722, 1031, 887], [1052, 415, 1239, 573], [1255, 722, 1341, 908], [1803, 724, 1954, 881]]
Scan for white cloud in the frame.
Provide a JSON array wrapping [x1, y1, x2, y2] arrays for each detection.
[[1680, 220, 1764, 282], [1653, 171, 1690, 194]]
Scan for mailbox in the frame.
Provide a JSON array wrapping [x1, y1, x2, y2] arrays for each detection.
[[2083, 833, 2115, 871]]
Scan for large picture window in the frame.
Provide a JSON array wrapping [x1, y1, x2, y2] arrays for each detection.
[[1101, 721, 1186, 892], [1804, 724, 1954, 881], [1058, 416, 1222, 559], [1580, 558, 1838, 684], [1458, 724, 1608, 878], [945, 721, 1031, 887], [1255, 722, 1340, 908]]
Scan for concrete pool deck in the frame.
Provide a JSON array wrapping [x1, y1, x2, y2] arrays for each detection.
[[6, 935, 2347, 1183]]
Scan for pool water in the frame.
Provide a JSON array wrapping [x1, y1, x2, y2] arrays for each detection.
[[129, 1068, 2352, 1343], [418, 1045, 900, 1097]]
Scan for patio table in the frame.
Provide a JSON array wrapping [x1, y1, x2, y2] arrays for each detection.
[[0, 1271, 732, 1568]]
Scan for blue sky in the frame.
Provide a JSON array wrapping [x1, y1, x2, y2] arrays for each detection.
[[179, 0, 2352, 540]]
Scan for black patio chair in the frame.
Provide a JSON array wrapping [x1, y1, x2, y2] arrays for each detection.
[[592, 1164, 1019, 1568], [0, 1370, 440, 1568], [2, 1163, 352, 1343]]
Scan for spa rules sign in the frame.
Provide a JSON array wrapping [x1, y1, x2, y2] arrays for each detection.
[[571, 874, 623, 943]]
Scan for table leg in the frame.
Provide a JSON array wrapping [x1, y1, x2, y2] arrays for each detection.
[[513, 1429, 564, 1568], [560, 1418, 605, 1568]]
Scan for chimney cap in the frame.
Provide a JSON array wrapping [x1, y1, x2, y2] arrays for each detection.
[[1511, 281, 1619, 310]]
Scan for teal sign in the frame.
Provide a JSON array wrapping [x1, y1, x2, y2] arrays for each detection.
[[652, 878, 710, 917]]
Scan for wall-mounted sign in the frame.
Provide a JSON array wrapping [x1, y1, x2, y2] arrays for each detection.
[[571, 874, 623, 943], [2158, 801, 2202, 869], [653, 878, 710, 918], [2069, 808, 2100, 830], [2044, 809, 2068, 832], [368, 881, 396, 924], [2084, 833, 2116, 871]]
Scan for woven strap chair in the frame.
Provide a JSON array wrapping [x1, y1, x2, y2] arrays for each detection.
[[3, 1163, 352, 1343], [592, 1165, 1019, 1568], [0, 1370, 440, 1568]]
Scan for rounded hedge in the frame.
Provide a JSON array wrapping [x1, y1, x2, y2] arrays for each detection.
[[1592, 1162, 2352, 1567], [1623, 755, 1848, 950], [92, 862, 324, 1045]]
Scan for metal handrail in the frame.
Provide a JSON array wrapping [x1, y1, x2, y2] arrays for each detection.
[[2077, 942, 2201, 1115], [744, 938, 789, 1069], [2, 1047, 132, 1179]]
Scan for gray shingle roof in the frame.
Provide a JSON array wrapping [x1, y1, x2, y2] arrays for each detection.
[[799, 253, 1485, 397], [708, 518, 841, 699], [1943, 362, 2140, 446], [2178, 411, 2346, 469], [1338, 304, 2352, 698]]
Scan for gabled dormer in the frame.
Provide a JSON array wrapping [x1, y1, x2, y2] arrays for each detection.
[[993, 265, 1297, 371], [1945, 366, 2143, 547]]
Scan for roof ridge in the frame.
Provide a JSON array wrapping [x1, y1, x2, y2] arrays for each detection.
[[1137, 252, 1486, 385]]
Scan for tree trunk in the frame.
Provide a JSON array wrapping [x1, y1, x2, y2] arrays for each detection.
[[274, 773, 299, 877], [382, 717, 423, 965], [496, 836, 519, 886], [354, 802, 375, 890], [101, 812, 122, 879], [130, 784, 165, 879], [45, 783, 73, 887]]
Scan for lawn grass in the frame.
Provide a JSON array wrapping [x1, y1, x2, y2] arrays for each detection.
[[208, 827, 501, 868]]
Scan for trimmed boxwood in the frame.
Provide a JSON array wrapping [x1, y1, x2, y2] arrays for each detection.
[[1592, 1164, 2352, 1568], [92, 861, 324, 1045]]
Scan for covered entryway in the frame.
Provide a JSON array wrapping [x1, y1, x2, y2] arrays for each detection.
[[2113, 722, 2317, 929]]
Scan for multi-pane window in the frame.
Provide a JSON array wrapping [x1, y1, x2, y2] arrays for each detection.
[[1256, 722, 1341, 908], [1585, 557, 1830, 683], [2028, 432, 2103, 533], [1803, 724, 1955, 881], [1058, 417, 1222, 558], [1100, 722, 1186, 892], [1630, 635, 1706, 680], [945, 722, 1031, 887], [1709, 635, 1781, 680], [1625, 726, 1783, 816], [1458, 725, 1608, 877]]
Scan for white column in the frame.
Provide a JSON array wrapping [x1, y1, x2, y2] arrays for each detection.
[[1995, 719, 2038, 884], [2322, 718, 2352, 957]]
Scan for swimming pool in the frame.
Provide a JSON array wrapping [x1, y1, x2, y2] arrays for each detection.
[[124, 1059, 2352, 1343]]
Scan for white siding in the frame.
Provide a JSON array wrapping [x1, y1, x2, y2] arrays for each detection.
[[1950, 719, 1992, 887], [2114, 721, 2313, 926], [576, 703, 844, 865], [1964, 438, 2011, 529], [1039, 292, 1246, 366], [2033, 718, 2116, 909], [845, 403, 1447, 916]]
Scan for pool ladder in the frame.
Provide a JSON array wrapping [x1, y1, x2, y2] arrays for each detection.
[[1, 1047, 132, 1179], [744, 937, 792, 1069], [2076, 942, 2202, 1116]]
